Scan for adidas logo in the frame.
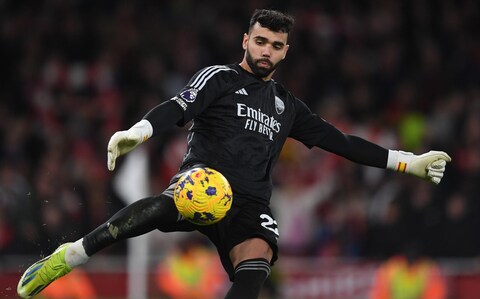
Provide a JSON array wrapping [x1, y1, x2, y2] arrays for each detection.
[[235, 88, 248, 96]]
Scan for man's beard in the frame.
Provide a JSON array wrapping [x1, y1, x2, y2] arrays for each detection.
[[245, 49, 280, 78]]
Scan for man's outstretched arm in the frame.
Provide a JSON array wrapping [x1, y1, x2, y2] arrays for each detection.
[[107, 100, 183, 171], [318, 124, 451, 184]]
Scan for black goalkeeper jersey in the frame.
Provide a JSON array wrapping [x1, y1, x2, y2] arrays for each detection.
[[172, 64, 348, 203], [171, 64, 335, 204]]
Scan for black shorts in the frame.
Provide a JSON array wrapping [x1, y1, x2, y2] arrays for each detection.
[[158, 166, 279, 281]]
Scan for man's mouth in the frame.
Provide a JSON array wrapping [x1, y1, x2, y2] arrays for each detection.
[[257, 60, 272, 68]]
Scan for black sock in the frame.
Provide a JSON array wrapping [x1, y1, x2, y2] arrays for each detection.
[[82, 195, 178, 256], [224, 258, 271, 299]]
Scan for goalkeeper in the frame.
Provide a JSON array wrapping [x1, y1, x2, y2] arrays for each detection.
[[18, 9, 451, 299]]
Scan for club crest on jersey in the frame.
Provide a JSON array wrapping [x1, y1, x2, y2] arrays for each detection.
[[275, 96, 285, 115], [179, 88, 199, 103]]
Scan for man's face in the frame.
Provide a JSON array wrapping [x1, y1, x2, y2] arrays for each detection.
[[242, 23, 289, 79]]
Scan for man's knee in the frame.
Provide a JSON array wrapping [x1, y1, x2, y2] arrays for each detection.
[[229, 237, 273, 268]]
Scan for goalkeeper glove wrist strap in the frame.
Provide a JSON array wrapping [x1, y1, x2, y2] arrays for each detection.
[[387, 150, 414, 173], [129, 119, 154, 142]]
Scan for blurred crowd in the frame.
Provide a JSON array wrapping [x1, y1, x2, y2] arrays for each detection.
[[0, 0, 479, 263]]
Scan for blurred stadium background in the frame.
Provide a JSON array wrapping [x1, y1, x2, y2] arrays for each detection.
[[1, 0, 479, 298]]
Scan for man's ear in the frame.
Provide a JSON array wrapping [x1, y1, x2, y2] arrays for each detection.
[[242, 33, 248, 50]]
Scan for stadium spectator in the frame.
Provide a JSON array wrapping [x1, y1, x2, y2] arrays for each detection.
[[369, 242, 447, 299]]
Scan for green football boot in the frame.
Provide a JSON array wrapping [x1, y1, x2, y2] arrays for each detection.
[[17, 243, 73, 298]]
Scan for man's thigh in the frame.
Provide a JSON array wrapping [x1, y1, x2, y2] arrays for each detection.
[[199, 200, 280, 280]]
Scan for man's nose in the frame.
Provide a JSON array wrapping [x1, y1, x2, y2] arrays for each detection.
[[261, 46, 271, 57]]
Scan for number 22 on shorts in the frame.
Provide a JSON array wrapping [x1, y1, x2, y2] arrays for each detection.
[[260, 214, 279, 238]]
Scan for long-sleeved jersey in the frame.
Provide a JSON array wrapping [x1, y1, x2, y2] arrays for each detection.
[[156, 64, 388, 204]]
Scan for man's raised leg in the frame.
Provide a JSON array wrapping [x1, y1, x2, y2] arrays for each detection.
[[17, 195, 177, 298]]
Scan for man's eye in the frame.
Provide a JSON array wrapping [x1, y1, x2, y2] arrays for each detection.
[[256, 40, 265, 45]]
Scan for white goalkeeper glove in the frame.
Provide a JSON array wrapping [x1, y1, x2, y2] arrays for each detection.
[[387, 150, 452, 184], [107, 119, 153, 171]]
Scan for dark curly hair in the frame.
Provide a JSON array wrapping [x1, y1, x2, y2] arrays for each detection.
[[249, 9, 295, 35]]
